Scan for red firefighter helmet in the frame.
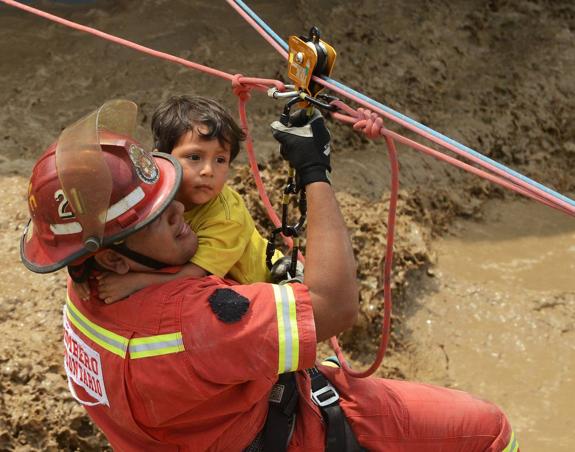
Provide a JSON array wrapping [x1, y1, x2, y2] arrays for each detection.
[[21, 99, 182, 273]]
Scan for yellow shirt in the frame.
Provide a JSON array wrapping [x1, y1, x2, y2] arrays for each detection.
[[183, 185, 282, 284]]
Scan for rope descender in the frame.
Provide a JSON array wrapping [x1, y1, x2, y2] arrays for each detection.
[[268, 26, 339, 119], [265, 26, 339, 283], [287, 26, 336, 97]]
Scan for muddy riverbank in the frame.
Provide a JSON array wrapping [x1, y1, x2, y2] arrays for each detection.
[[1, 0, 574, 450]]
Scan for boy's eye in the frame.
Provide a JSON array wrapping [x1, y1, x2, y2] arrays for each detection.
[[187, 154, 200, 161], [216, 156, 228, 164]]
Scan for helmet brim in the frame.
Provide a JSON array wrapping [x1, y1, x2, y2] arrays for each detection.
[[20, 153, 182, 274]]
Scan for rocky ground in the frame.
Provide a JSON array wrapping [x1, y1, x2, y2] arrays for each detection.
[[0, 0, 573, 450]]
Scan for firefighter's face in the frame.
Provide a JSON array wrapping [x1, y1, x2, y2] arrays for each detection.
[[124, 200, 198, 267]]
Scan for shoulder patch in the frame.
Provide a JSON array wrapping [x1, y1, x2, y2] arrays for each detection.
[[208, 288, 250, 323]]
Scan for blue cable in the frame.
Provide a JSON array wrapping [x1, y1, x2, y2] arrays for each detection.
[[231, 0, 575, 208], [232, 0, 288, 52], [324, 77, 575, 208]]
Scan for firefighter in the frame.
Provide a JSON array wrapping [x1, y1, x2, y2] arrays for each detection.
[[21, 100, 517, 451]]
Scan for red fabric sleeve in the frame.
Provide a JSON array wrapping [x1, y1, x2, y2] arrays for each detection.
[[180, 278, 316, 386]]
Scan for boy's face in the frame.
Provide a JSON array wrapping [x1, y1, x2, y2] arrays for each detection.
[[171, 126, 231, 209]]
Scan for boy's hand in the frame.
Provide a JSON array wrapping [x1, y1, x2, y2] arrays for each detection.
[[270, 108, 332, 187], [97, 272, 148, 304], [72, 280, 91, 301]]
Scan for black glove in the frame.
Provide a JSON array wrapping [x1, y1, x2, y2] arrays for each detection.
[[270, 108, 332, 187]]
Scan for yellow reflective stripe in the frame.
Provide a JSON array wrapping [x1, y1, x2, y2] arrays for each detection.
[[285, 284, 300, 371], [273, 284, 286, 372], [273, 284, 300, 373], [66, 296, 129, 358], [130, 332, 182, 346], [129, 332, 185, 359], [502, 431, 518, 452], [66, 296, 185, 360]]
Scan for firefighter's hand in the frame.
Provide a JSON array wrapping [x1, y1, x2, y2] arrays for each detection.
[[270, 108, 331, 187]]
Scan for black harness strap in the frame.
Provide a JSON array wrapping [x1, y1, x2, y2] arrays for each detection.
[[308, 367, 365, 452], [250, 368, 364, 452], [109, 242, 171, 270], [261, 372, 299, 452]]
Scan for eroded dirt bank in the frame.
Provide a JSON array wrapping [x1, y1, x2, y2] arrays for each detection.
[[1, 0, 574, 450]]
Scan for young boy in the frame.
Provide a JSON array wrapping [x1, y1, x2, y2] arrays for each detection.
[[97, 96, 283, 303]]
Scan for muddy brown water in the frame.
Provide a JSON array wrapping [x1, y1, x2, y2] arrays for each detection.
[[404, 199, 575, 451], [1, 0, 574, 448]]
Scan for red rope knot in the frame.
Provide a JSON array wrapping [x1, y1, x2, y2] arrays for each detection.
[[353, 107, 385, 140], [232, 74, 252, 101]]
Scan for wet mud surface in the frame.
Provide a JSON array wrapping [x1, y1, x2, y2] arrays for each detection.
[[404, 200, 575, 450], [1, 0, 574, 450]]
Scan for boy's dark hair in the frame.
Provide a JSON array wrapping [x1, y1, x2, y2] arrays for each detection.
[[151, 96, 246, 161]]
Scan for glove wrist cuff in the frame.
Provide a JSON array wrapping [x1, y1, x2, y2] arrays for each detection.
[[298, 166, 331, 187]]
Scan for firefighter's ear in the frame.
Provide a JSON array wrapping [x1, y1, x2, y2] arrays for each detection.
[[94, 249, 131, 275]]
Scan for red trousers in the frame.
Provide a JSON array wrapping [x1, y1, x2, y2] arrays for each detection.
[[290, 365, 515, 452]]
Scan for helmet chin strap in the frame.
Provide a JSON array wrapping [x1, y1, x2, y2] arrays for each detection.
[[109, 242, 172, 270]]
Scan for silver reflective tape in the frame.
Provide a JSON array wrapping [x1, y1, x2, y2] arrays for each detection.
[[279, 285, 294, 372], [50, 186, 145, 236], [50, 222, 82, 235], [67, 306, 128, 354], [105, 186, 145, 222], [129, 337, 183, 353]]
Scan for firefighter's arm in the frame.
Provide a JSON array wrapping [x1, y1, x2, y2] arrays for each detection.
[[303, 182, 358, 341], [271, 110, 358, 341]]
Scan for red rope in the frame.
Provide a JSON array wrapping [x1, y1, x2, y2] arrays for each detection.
[[322, 81, 575, 216], [309, 106, 397, 377], [233, 75, 296, 251], [0, 0, 292, 248], [8, 0, 571, 379], [331, 104, 572, 215], [328, 104, 572, 377], [221, 1, 575, 216], [0, 0, 234, 82]]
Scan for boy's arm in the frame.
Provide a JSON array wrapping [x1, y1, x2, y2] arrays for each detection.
[[98, 263, 208, 304]]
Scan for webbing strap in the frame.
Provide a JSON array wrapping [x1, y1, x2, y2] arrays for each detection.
[[261, 372, 299, 452], [307, 368, 364, 452]]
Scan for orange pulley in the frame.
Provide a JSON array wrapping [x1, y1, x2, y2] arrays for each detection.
[[287, 26, 337, 97]]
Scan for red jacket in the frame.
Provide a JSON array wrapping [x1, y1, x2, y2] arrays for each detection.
[[63, 276, 317, 451], [63, 275, 514, 452]]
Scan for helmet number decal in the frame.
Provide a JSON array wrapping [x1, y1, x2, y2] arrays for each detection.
[[55, 189, 75, 219], [27, 181, 38, 213]]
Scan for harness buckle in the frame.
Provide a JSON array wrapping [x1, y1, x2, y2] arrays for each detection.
[[311, 381, 339, 407]]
